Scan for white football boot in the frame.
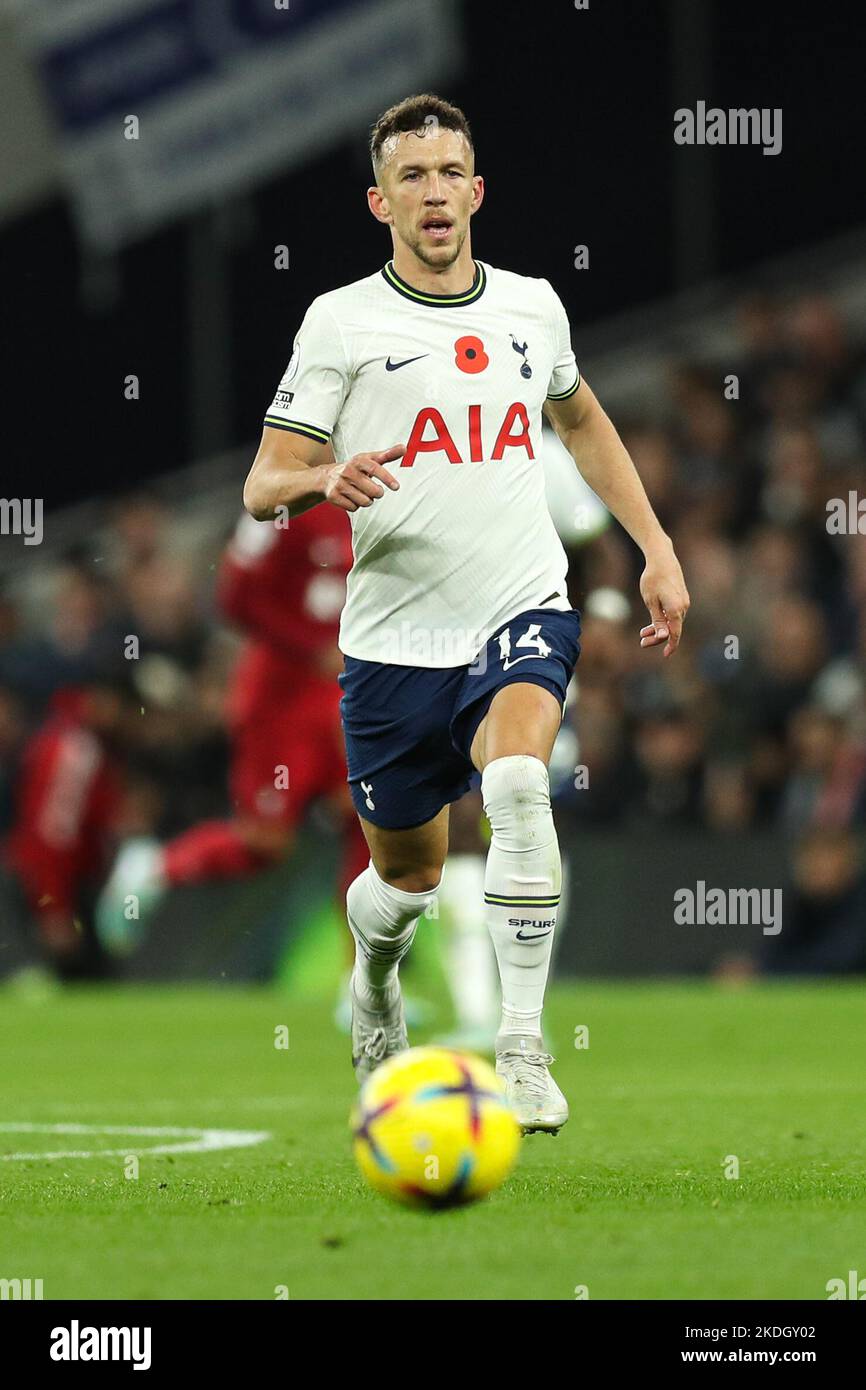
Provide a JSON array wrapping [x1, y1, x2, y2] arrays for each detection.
[[495, 1033, 569, 1135], [350, 973, 409, 1084]]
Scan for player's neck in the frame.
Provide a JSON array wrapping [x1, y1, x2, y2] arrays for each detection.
[[389, 243, 477, 298]]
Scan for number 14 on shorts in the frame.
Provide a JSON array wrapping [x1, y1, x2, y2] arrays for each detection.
[[497, 622, 552, 671]]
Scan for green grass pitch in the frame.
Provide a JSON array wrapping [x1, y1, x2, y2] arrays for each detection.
[[2, 981, 864, 1300]]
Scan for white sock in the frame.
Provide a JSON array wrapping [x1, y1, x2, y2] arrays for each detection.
[[481, 755, 561, 1042], [438, 853, 498, 1031], [346, 860, 440, 1009]]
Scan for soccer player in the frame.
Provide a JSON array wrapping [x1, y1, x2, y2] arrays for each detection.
[[243, 95, 689, 1133]]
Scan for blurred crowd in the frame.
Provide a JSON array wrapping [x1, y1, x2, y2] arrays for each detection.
[[1, 286, 864, 976], [555, 288, 866, 973], [0, 499, 236, 971], [0, 498, 235, 841], [559, 289, 866, 836]]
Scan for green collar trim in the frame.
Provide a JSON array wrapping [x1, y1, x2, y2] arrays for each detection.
[[381, 259, 486, 306]]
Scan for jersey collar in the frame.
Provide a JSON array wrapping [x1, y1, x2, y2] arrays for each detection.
[[381, 259, 486, 307]]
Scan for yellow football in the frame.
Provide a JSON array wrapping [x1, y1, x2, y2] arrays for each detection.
[[351, 1046, 520, 1209]]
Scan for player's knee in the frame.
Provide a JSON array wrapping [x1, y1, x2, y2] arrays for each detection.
[[349, 859, 443, 931], [379, 865, 443, 895], [481, 754, 553, 852]]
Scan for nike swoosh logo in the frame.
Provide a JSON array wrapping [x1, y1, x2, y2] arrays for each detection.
[[385, 354, 429, 371], [502, 654, 541, 671], [516, 929, 553, 941]]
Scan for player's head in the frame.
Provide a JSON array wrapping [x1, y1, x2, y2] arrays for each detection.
[[367, 94, 483, 269]]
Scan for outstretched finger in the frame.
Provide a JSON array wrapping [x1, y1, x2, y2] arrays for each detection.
[[369, 444, 404, 489], [368, 461, 401, 491]]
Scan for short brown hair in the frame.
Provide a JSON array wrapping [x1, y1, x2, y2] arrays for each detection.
[[369, 93, 473, 175]]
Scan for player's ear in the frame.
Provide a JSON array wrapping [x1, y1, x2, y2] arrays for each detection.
[[367, 184, 393, 225], [470, 174, 484, 215]]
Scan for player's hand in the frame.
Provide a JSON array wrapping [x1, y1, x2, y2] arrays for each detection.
[[639, 541, 690, 658], [322, 446, 403, 512]]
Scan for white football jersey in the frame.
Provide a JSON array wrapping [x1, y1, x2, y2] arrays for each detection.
[[264, 259, 581, 667]]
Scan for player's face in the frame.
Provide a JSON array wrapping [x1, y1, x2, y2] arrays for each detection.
[[368, 129, 483, 269]]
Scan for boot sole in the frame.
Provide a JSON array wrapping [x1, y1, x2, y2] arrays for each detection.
[[520, 1119, 567, 1136]]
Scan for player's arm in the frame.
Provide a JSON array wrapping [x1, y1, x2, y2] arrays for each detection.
[[544, 381, 690, 657], [242, 425, 403, 521]]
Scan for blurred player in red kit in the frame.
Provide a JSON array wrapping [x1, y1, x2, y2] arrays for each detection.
[[96, 506, 370, 948], [4, 678, 128, 977]]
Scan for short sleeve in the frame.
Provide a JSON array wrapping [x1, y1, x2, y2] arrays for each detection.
[[544, 282, 581, 402], [264, 296, 349, 445]]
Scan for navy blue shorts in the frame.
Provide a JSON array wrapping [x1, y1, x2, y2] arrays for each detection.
[[338, 606, 581, 830]]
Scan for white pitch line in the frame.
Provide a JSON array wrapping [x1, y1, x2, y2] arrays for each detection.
[[0, 1123, 270, 1161]]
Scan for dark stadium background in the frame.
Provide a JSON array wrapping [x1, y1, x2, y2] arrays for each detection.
[[5, 0, 865, 505]]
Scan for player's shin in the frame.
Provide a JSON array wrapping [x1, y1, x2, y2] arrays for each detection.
[[346, 860, 439, 1010], [480, 755, 561, 1042], [481, 755, 568, 1132]]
